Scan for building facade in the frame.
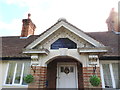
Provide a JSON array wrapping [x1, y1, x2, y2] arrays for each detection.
[[0, 9, 120, 89]]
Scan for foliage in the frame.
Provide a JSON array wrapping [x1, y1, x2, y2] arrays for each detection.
[[89, 75, 101, 86], [24, 74, 34, 84], [15, 76, 20, 80]]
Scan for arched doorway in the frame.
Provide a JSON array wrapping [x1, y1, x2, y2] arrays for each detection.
[[46, 56, 83, 88]]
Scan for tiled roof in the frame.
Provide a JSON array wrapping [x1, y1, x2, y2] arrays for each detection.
[[1, 31, 120, 58], [87, 31, 120, 56], [1, 35, 39, 58]]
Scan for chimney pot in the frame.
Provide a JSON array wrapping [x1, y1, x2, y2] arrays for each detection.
[[28, 13, 31, 19]]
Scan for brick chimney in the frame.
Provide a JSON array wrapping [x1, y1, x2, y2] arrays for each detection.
[[106, 8, 119, 32], [21, 14, 36, 37]]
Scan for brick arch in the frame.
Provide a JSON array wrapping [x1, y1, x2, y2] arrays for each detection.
[[46, 56, 84, 88]]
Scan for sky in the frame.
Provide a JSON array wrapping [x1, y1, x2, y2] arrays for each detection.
[[0, 0, 119, 36]]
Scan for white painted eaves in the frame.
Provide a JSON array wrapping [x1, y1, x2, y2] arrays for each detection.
[[26, 20, 105, 49]]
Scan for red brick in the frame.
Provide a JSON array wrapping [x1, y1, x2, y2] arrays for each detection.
[[28, 66, 47, 88], [83, 67, 102, 88]]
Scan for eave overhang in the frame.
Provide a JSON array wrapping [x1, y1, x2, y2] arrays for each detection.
[[0, 57, 31, 60], [99, 56, 120, 60], [25, 20, 105, 49], [78, 47, 108, 54]]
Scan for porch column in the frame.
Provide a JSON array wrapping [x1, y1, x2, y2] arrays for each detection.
[[82, 55, 102, 89], [28, 66, 47, 88], [83, 66, 102, 89]]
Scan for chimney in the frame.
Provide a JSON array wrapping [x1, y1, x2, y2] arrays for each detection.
[[106, 8, 119, 32], [21, 14, 36, 37]]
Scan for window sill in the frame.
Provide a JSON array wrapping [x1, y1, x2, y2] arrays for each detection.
[[2, 84, 28, 88], [103, 88, 120, 90]]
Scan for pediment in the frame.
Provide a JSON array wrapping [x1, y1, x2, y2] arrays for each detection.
[[33, 27, 95, 49], [25, 19, 105, 49]]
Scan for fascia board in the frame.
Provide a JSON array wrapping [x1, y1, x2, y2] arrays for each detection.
[[26, 21, 105, 49]]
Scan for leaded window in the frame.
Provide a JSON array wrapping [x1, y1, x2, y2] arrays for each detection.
[[51, 38, 77, 49]]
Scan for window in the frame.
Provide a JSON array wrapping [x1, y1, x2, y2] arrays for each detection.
[[5, 61, 30, 85], [102, 64, 113, 88], [51, 38, 77, 49], [101, 63, 119, 89], [112, 63, 119, 88], [60, 66, 74, 73]]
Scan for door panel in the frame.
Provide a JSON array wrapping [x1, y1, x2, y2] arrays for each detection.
[[57, 63, 78, 88]]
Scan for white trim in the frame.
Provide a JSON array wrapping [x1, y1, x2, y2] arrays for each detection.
[[79, 49, 107, 53], [26, 20, 105, 49], [113, 31, 120, 34], [56, 62, 78, 88], [101, 63, 119, 89], [4, 62, 29, 86], [75, 64, 78, 88], [12, 63, 17, 85], [100, 60, 119, 64], [3, 63, 9, 85], [19, 37, 28, 39], [3, 84, 28, 87], [109, 64, 116, 88], [100, 64, 105, 88], [62, 23, 104, 47], [26, 23, 63, 49], [20, 63, 24, 85], [78, 47, 108, 53], [23, 50, 48, 54]]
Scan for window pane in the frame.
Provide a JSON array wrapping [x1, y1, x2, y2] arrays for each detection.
[[112, 63, 119, 88], [60, 67, 64, 72], [51, 38, 77, 49], [70, 67, 74, 72], [6, 62, 15, 84], [22, 62, 30, 85], [14, 62, 22, 84], [102, 64, 113, 88]]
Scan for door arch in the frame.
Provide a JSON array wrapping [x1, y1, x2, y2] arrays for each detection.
[[46, 57, 84, 88]]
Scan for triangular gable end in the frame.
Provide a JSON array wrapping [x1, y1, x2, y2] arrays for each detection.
[[25, 19, 105, 49]]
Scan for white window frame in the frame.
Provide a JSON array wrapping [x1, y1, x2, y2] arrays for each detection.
[[4, 62, 29, 86], [109, 63, 116, 88], [3, 63, 10, 85], [100, 64, 105, 88], [100, 63, 119, 88]]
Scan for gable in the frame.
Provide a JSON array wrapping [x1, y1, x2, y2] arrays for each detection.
[[25, 19, 105, 49], [33, 27, 95, 50]]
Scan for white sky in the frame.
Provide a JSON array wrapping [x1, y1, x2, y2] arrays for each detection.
[[0, 0, 119, 36]]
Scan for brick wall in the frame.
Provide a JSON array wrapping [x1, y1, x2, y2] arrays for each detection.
[[21, 18, 36, 37], [28, 64, 102, 89], [28, 66, 47, 88], [83, 67, 102, 89]]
